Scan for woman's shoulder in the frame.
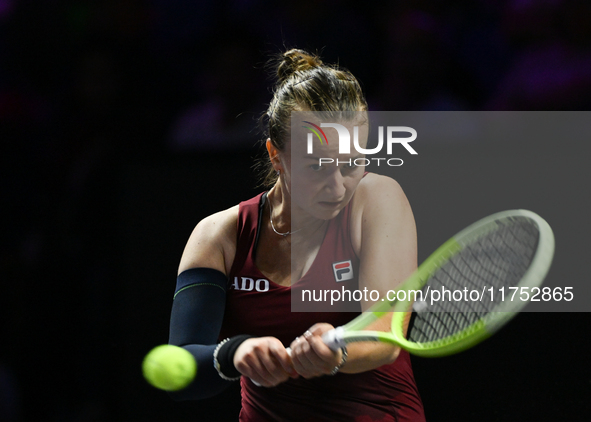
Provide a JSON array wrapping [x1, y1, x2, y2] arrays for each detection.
[[197, 205, 240, 240], [350, 173, 413, 254], [354, 172, 407, 206], [177, 205, 239, 276]]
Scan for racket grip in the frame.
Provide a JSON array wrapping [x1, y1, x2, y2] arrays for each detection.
[[321, 327, 346, 351]]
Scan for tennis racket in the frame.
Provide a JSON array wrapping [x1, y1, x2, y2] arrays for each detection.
[[321, 209, 555, 357]]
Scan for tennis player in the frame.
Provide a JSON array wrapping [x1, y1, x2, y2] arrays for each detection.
[[168, 49, 425, 421]]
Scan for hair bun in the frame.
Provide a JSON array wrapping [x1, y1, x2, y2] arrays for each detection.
[[277, 49, 323, 83]]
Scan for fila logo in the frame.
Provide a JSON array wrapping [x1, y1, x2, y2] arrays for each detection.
[[230, 277, 269, 292], [332, 260, 354, 282]]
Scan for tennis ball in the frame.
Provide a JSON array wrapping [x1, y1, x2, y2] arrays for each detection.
[[142, 345, 197, 391]]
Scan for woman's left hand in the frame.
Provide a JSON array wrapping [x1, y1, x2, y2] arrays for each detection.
[[289, 323, 343, 379]]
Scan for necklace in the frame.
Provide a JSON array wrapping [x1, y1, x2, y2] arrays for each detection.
[[268, 201, 303, 237]]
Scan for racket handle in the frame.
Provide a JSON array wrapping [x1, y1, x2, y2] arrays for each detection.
[[321, 327, 346, 351]]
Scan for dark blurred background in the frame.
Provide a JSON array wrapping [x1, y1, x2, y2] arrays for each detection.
[[1, 0, 590, 421]]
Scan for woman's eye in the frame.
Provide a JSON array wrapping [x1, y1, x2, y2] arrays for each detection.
[[344, 162, 357, 170], [310, 164, 322, 171]]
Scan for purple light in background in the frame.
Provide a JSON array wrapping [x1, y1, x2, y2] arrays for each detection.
[[0, 0, 13, 20]]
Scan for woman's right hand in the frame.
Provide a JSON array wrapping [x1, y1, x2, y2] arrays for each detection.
[[233, 337, 298, 387]]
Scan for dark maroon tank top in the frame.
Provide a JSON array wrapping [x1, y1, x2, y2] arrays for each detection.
[[220, 192, 425, 422]]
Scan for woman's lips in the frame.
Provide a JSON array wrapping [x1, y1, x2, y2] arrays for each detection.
[[318, 200, 343, 209]]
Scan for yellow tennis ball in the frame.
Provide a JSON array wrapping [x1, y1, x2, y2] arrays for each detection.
[[142, 345, 197, 391]]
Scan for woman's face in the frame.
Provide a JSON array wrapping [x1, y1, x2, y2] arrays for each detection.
[[279, 117, 369, 221]]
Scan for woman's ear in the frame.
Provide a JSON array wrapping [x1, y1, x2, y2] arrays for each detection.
[[266, 139, 283, 173]]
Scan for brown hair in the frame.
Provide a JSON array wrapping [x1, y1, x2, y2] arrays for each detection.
[[257, 49, 368, 187]]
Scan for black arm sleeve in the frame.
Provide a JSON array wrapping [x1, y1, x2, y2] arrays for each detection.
[[167, 267, 233, 401]]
